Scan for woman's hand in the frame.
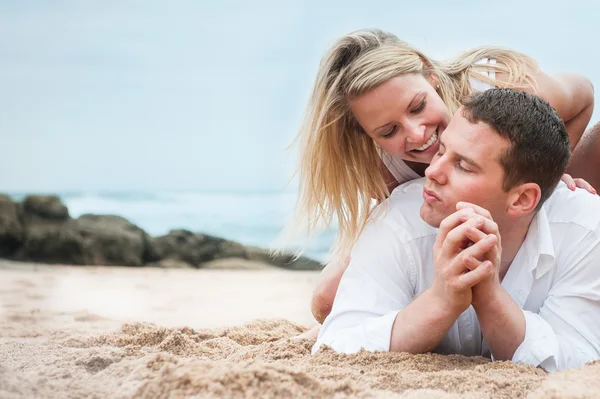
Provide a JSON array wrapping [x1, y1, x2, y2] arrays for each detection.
[[561, 173, 597, 194]]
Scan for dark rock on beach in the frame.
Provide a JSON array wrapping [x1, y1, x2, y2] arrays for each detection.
[[0, 194, 25, 257], [10, 196, 153, 266], [13, 195, 84, 264], [151, 229, 322, 270], [20, 195, 69, 222], [68, 214, 155, 266], [151, 229, 246, 267], [14, 219, 87, 265], [0, 194, 323, 270]]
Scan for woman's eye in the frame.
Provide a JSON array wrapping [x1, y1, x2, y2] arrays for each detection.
[[412, 100, 426, 114], [382, 126, 398, 138]]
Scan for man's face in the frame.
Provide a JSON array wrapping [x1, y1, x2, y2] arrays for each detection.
[[420, 108, 511, 227]]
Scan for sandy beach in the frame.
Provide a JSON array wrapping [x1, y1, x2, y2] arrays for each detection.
[[1, 260, 599, 398]]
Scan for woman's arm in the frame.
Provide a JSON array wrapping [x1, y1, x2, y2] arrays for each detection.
[[311, 253, 350, 324], [567, 122, 600, 192]]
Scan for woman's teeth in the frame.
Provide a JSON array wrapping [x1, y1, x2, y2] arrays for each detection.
[[413, 131, 438, 152]]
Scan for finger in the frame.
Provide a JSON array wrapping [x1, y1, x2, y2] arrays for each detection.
[[441, 217, 486, 255], [561, 173, 576, 191], [573, 178, 597, 194], [458, 260, 492, 288], [457, 204, 502, 248], [463, 226, 501, 271], [461, 234, 497, 260], [463, 224, 487, 246], [460, 214, 500, 237], [451, 234, 497, 274], [456, 202, 494, 221], [463, 253, 482, 271], [435, 208, 477, 251]]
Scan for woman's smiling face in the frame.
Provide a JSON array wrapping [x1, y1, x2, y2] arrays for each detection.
[[350, 73, 452, 164]]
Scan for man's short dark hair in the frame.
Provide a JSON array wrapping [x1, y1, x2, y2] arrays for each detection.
[[462, 88, 570, 209]]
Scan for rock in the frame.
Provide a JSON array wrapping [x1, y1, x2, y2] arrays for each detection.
[[2, 195, 325, 270], [15, 199, 154, 266], [14, 221, 88, 265], [151, 230, 323, 270], [151, 230, 248, 267], [20, 195, 69, 223], [214, 239, 247, 260], [152, 230, 214, 267], [14, 195, 85, 264], [69, 214, 155, 266], [0, 195, 25, 257], [246, 246, 323, 271]]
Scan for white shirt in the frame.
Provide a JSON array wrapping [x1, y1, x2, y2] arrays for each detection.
[[313, 179, 600, 372]]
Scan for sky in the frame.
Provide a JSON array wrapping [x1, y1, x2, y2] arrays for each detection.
[[1, 0, 599, 192]]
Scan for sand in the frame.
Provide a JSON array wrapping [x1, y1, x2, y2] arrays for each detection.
[[1, 260, 599, 398]]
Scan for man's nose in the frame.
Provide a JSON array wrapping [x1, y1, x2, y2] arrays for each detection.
[[425, 156, 447, 185]]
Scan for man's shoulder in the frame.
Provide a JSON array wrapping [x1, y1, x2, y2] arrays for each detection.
[[544, 182, 600, 233], [369, 178, 437, 241]]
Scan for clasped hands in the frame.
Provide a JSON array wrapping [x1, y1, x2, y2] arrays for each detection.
[[429, 202, 503, 316]]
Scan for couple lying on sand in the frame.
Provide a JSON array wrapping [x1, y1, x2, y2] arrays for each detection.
[[286, 29, 600, 372]]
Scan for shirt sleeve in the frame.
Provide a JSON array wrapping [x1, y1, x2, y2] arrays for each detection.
[[511, 231, 600, 372], [312, 217, 417, 355]]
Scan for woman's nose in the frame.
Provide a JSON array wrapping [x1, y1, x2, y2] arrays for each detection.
[[405, 122, 426, 143]]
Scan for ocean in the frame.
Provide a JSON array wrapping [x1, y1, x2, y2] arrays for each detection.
[[7, 190, 336, 263]]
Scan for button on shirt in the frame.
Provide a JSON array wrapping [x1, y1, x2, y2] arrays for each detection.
[[313, 179, 600, 372]]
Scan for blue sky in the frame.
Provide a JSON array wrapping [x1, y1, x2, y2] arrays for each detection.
[[1, 0, 598, 192]]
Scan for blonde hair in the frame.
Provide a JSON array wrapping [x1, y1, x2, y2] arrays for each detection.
[[285, 29, 538, 259]]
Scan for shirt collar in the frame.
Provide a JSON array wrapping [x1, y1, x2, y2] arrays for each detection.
[[523, 206, 556, 279], [501, 207, 556, 307]]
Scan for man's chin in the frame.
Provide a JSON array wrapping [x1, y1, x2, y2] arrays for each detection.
[[420, 203, 443, 228], [420, 202, 441, 227]]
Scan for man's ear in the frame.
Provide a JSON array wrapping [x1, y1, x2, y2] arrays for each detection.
[[506, 183, 541, 216]]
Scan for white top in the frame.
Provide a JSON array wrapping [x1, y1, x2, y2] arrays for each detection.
[[377, 147, 421, 183], [380, 58, 497, 185], [313, 179, 600, 372]]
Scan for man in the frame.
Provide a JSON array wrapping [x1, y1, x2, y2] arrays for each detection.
[[313, 89, 600, 372]]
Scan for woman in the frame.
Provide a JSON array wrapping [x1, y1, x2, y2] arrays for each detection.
[[287, 29, 596, 331]]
